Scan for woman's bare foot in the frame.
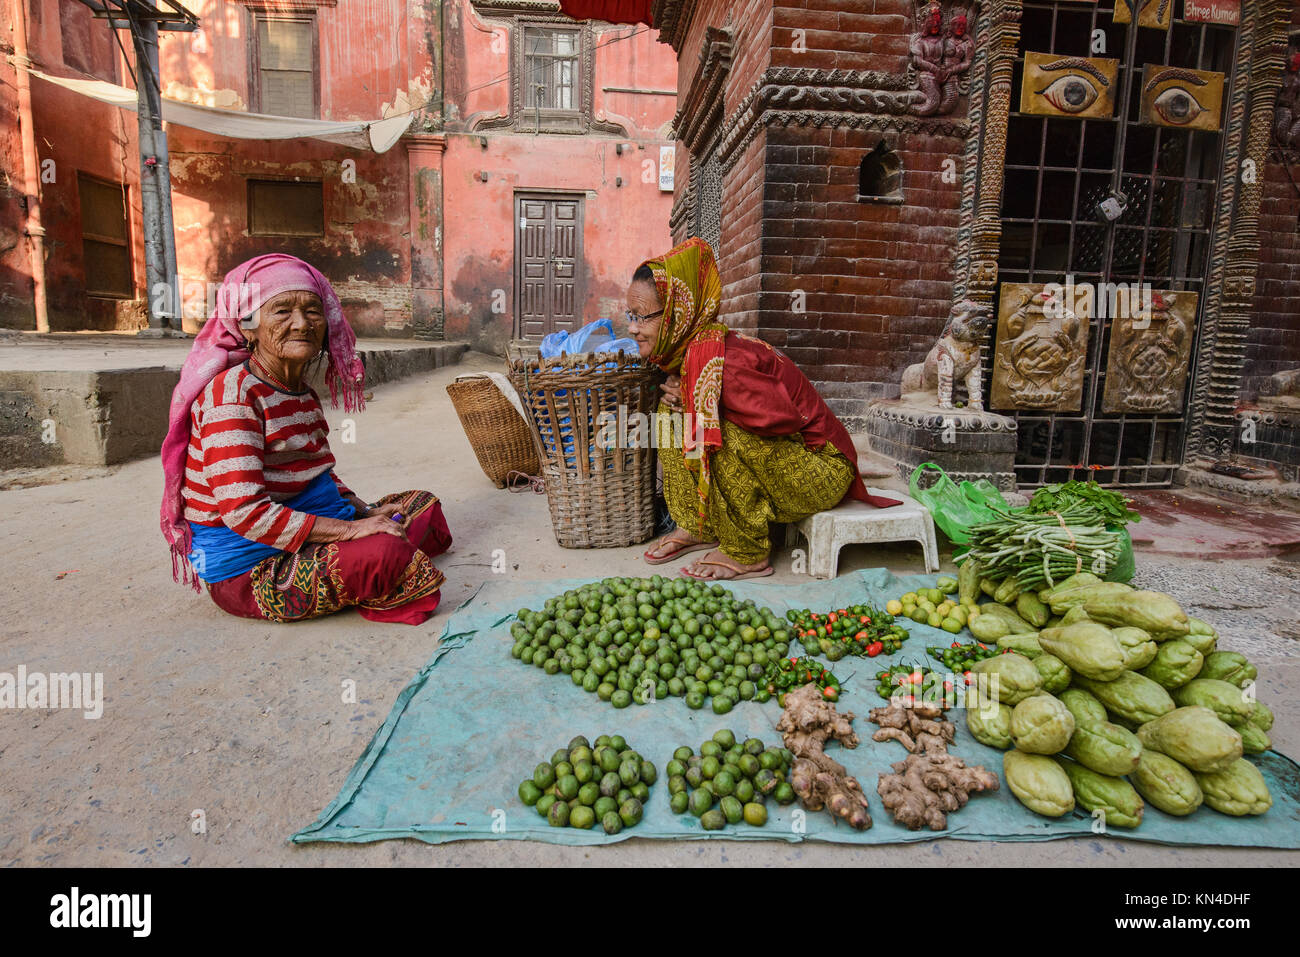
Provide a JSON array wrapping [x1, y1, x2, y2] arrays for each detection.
[[679, 549, 774, 581], [643, 529, 717, 565]]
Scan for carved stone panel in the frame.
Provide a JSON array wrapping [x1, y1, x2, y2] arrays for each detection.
[[991, 283, 1090, 412], [1102, 290, 1197, 414], [907, 1, 979, 118], [1139, 65, 1225, 132], [1019, 52, 1119, 119], [1271, 40, 1300, 153], [1113, 0, 1173, 30]]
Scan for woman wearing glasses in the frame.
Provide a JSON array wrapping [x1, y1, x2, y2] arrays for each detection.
[[627, 237, 898, 581]]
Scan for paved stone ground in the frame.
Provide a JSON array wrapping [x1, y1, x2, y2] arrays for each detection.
[[1, 353, 1296, 867]]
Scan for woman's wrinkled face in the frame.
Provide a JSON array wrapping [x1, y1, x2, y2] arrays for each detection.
[[625, 279, 664, 359], [246, 290, 326, 363]]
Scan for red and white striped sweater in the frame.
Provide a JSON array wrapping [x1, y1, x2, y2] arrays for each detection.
[[183, 363, 353, 551]]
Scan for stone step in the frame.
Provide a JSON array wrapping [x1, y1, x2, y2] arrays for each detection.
[[0, 335, 468, 469]]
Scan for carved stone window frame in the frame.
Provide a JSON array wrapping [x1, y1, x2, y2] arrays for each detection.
[[511, 18, 595, 134]]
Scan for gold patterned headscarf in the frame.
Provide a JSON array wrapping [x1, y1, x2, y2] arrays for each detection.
[[637, 237, 728, 535]]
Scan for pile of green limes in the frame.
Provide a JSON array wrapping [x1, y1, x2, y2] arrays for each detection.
[[518, 734, 657, 834], [667, 729, 797, 830], [510, 576, 792, 713]]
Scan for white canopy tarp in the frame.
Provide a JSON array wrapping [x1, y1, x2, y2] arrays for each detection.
[[28, 68, 413, 153]]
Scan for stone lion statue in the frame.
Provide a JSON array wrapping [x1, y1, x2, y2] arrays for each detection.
[[901, 299, 992, 411]]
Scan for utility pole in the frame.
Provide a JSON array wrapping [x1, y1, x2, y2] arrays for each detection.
[[81, 1, 197, 333]]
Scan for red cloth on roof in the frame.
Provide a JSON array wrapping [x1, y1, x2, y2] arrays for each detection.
[[719, 332, 900, 508], [558, 0, 654, 25]]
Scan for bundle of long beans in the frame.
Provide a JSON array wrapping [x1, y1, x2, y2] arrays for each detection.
[[956, 504, 1121, 592]]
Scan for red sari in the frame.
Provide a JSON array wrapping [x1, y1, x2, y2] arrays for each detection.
[[208, 490, 452, 626]]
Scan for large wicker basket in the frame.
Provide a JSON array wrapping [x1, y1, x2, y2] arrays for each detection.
[[509, 350, 660, 548], [446, 374, 539, 488]]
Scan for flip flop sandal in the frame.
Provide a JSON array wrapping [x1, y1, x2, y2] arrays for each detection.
[[643, 535, 719, 565], [679, 557, 775, 582]]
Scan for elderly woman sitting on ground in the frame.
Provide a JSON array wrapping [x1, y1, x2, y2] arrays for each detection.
[[629, 238, 897, 581], [159, 254, 452, 625]]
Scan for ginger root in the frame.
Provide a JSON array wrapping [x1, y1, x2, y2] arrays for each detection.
[[877, 752, 1000, 831], [776, 684, 872, 829], [867, 701, 955, 754], [868, 699, 998, 830]]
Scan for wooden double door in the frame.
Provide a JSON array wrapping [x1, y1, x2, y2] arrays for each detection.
[[515, 191, 585, 340]]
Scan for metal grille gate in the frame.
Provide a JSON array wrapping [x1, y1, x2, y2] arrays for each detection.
[[991, 1, 1238, 487]]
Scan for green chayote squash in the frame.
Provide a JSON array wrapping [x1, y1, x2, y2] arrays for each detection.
[[1038, 622, 1127, 681], [970, 653, 1043, 705], [1082, 590, 1190, 641], [1073, 672, 1175, 726], [965, 689, 1013, 749], [970, 615, 1011, 642], [1197, 651, 1257, 690], [980, 603, 1035, 633], [1182, 626, 1217, 657], [1250, 701, 1274, 732], [1188, 615, 1218, 637], [1112, 626, 1158, 670], [1238, 722, 1271, 755], [1060, 605, 1091, 625], [1131, 749, 1203, 816], [1136, 706, 1242, 773], [1017, 592, 1051, 628], [1034, 654, 1072, 694], [1194, 759, 1272, 816], [1064, 719, 1142, 776], [1059, 688, 1108, 726], [1138, 640, 1203, 690], [1055, 757, 1144, 828], [1004, 749, 1074, 817], [1171, 679, 1254, 727], [997, 633, 1043, 659], [1047, 582, 1133, 616], [1038, 572, 1102, 602], [1010, 694, 1076, 755]]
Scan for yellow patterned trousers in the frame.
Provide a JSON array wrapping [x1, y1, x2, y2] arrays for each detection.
[[660, 414, 854, 564]]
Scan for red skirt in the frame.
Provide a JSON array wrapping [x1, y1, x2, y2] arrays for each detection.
[[207, 490, 452, 626]]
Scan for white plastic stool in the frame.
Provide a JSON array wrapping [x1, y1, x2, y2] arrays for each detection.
[[785, 489, 940, 579]]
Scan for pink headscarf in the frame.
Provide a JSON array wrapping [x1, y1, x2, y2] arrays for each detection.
[[159, 254, 366, 587]]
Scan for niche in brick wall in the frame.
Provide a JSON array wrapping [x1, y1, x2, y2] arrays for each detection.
[[857, 141, 904, 205]]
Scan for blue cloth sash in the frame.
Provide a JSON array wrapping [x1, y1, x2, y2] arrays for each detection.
[[188, 470, 357, 583]]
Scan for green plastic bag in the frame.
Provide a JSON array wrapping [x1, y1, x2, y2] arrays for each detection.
[[1103, 525, 1135, 584], [908, 464, 1009, 544]]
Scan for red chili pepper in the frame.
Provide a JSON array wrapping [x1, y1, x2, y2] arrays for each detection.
[[910, 671, 924, 684], [951, 641, 960, 649], [866, 641, 883, 657], [822, 686, 838, 700], [859, 616, 869, 624], [828, 613, 838, 623], [824, 625, 833, 635]]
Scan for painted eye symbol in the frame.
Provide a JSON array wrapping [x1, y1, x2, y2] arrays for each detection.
[[1152, 86, 1206, 125], [1038, 74, 1101, 114]]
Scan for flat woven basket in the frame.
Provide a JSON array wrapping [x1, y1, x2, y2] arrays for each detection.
[[509, 350, 660, 548], [445, 374, 539, 488]]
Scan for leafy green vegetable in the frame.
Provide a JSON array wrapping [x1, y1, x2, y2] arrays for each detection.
[[1027, 481, 1140, 527]]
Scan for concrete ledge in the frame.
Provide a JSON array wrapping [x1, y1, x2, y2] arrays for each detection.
[[0, 338, 468, 468]]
